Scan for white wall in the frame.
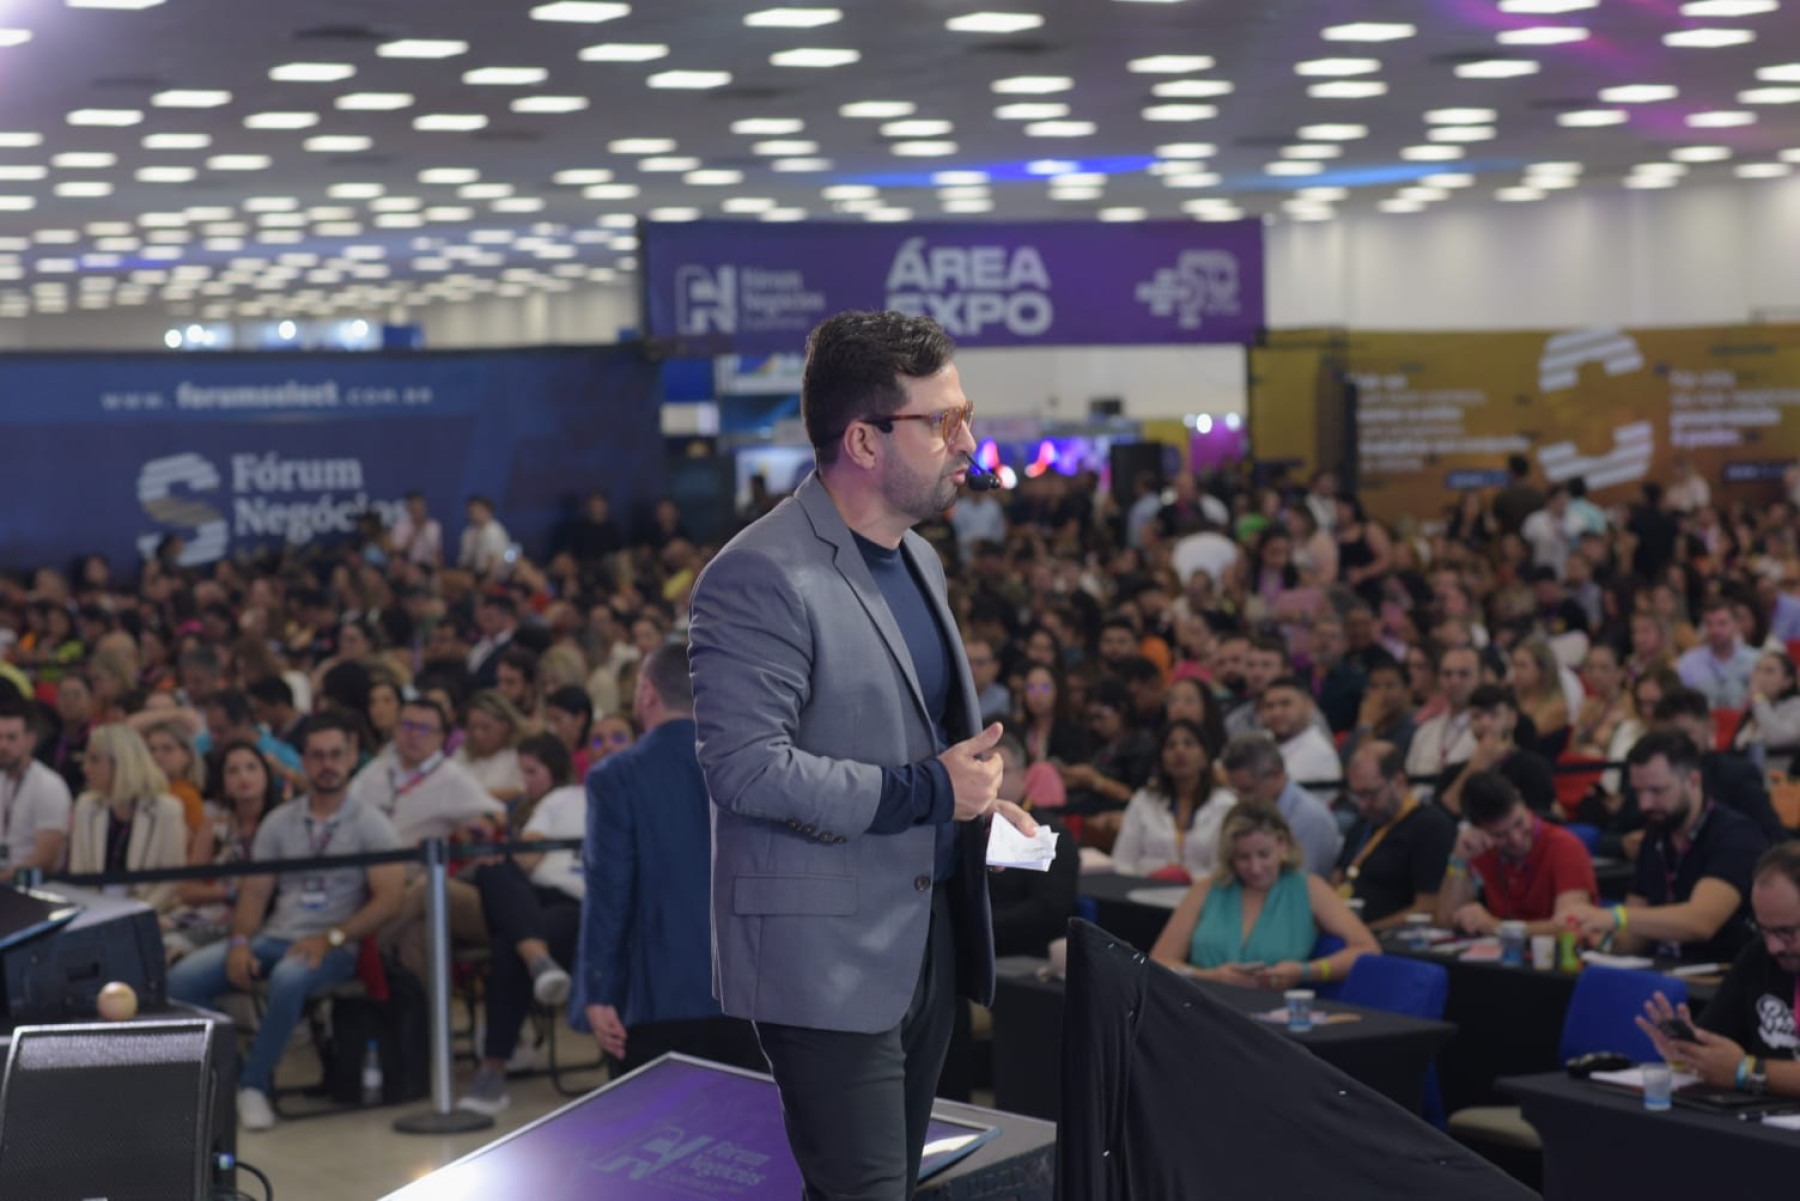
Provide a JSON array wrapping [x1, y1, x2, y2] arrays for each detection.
[[952, 344, 1246, 421], [1265, 175, 1800, 331]]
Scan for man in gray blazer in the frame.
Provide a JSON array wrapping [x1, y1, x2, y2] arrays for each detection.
[[690, 310, 1038, 1200]]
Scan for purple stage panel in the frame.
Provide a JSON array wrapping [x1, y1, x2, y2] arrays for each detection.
[[383, 1055, 994, 1201]]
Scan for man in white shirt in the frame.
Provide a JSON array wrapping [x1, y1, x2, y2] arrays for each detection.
[[1405, 645, 1481, 799], [1259, 677, 1343, 805], [458, 494, 512, 579], [0, 699, 70, 872], [389, 491, 444, 569], [1172, 525, 1241, 590], [467, 593, 520, 688], [949, 492, 1006, 561], [349, 698, 503, 845], [1678, 599, 1761, 712], [1520, 487, 1573, 579]]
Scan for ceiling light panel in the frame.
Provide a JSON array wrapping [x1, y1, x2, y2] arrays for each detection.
[[840, 101, 915, 117], [378, 40, 469, 58], [414, 114, 489, 132], [305, 135, 373, 152], [1143, 103, 1217, 120], [270, 62, 355, 83], [1153, 79, 1235, 98], [744, 8, 843, 27], [337, 93, 414, 111], [732, 118, 804, 134], [648, 70, 731, 88], [992, 76, 1073, 93], [1307, 81, 1387, 98], [465, 67, 549, 85], [996, 103, 1069, 119], [1664, 28, 1755, 46], [1455, 59, 1540, 78], [1322, 22, 1415, 41], [579, 43, 668, 61], [512, 96, 589, 112], [947, 12, 1045, 33], [1128, 55, 1214, 73], [1295, 58, 1382, 76], [1498, 26, 1588, 44], [244, 112, 319, 130], [531, 1, 632, 20]]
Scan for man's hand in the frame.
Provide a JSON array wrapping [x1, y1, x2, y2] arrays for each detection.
[[1635, 992, 1743, 1088], [1452, 902, 1500, 936], [286, 934, 330, 969], [939, 722, 1005, 822], [1453, 826, 1493, 863], [1569, 902, 1620, 946], [991, 798, 1039, 839], [587, 1003, 628, 1060], [226, 943, 260, 991]]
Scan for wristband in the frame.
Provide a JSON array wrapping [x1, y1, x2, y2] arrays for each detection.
[[1313, 959, 1332, 984], [1736, 1057, 1751, 1089], [1611, 905, 1628, 933], [1445, 858, 1469, 879]]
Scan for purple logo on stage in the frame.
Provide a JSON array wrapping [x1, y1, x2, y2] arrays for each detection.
[[642, 220, 1264, 351]]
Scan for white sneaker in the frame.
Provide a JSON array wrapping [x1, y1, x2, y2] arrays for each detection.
[[456, 1068, 512, 1117], [505, 1037, 548, 1075], [237, 1087, 276, 1132], [532, 964, 571, 1008]]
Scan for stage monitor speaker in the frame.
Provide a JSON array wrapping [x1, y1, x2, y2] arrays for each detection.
[[1109, 440, 1169, 510], [0, 886, 166, 1026], [0, 1019, 217, 1201]]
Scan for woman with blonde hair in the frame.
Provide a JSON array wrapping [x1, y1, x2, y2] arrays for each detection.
[[69, 723, 189, 913], [142, 716, 207, 835], [454, 689, 527, 800], [1151, 804, 1376, 991], [1509, 637, 1569, 759], [537, 643, 591, 697]]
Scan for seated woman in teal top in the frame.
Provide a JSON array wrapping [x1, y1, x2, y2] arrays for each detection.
[[1152, 803, 1378, 991]]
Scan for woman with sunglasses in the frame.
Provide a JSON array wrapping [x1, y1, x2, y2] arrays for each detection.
[[1014, 663, 1089, 767]]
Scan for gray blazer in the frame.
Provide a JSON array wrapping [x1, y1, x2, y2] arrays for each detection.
[[690, 472, 996, 1034]]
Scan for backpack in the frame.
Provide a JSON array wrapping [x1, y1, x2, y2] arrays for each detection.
[[323, 961, 431, 1106]]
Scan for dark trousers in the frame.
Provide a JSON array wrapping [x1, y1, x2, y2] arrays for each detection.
[[620, 1014, 766, 1076], [474, 860, 580, 1062], [755, 883, 957, 1201]]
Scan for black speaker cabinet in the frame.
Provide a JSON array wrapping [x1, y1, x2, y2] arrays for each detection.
[[1109, 440, 1170, 510], [0, 1019, 218, 1201]]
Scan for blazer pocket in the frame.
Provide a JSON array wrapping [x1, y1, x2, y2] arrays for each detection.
[[733, 874, 857, 916]]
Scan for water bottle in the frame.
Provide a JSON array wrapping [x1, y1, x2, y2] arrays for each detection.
[[361, 1039, 383, 1106]]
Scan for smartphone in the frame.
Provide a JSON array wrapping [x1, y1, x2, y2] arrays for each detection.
[[1659, 1016, 1700, 1043]]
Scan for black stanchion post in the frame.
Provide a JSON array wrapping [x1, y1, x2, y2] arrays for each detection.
[[394, 837, 492, 1135]]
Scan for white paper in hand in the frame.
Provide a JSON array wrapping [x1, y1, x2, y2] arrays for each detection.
[[986, 815, 1059, 871]]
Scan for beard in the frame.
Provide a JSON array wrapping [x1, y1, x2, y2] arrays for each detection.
[[1220, 672, 1246, 694], [880, 451, 960, 524], [1644, 798, 1692, 833]]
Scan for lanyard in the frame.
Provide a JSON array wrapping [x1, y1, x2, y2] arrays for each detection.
[[1493, 818, 1544, 898], [1661, 802, 1715, 903], [1345, 797, 1419, 883], [390, 751, 445, 800], [304, 813, 339, 859]]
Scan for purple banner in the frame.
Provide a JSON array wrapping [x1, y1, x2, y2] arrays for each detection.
[[640, 220, 1264, 352]]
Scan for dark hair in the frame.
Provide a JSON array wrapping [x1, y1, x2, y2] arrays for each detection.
[[467, 493, 494, 512], [1625, 729, 1703, 777], [546, 685, 594, 722], [299, 710, 361, 754], [1087, 678, 1134, 722], [1468, 683, 1516, 713], [1507, 454, 1530, 479], [1566, 478, 1588, 500], [1364, 651, 1404, 681], [1350, 739, 1407, 782], [641, 644, 694, 713], [1651, 685, 1711, 724], [496, 646, 539, 681], [1700, 597, 1734, 620], [213, 737, 283, 816], [1162, 675, 1224, 756], [400, 696, 450, 735], [1754, 841, 1800, 895], [1220, 733, 1283, 780], [516, 731, 574, 788], [1463, 770, 1524, 826], [802, 311, 956, 468], [246, 675, 294, 709], [1261, 675, 1309, 700], [1100, 614, 1139, 640], [320, 659, 373, 718], [1149, 718, 1213, 808], [1248, 633, 1289, 661], [206, 689, 255, 729], [1113, 655, 1161, 686], [179, 645, 222, 675]]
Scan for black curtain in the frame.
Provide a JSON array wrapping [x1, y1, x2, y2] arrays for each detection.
[[1055, 921, 1534, 1200]]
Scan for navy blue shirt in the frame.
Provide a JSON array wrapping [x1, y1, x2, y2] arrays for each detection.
[[854, 532, 958, 881]]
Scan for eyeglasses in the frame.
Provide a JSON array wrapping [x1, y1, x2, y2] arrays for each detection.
[[1751, 920, 1800, 945], [397, 720, 442, 737], [865, 401, 974, 445]]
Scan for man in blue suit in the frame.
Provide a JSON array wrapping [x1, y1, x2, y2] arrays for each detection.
[[577, 645, 761, 1073], [690, 311, 1039, 1200]]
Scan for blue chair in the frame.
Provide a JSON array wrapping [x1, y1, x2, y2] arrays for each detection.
[[1563, 823, 1602, 855], [1450, 966, 1689, 1152], [1075, 896, 1099, 926], [1340, 955, 1450, 1128], [1309, 933, 1346, 999], [1560, 966, 1687, 1062]]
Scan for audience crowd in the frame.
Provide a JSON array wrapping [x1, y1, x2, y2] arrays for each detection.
[[3, 448, 1800, 1126]]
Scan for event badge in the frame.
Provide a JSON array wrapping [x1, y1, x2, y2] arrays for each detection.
[[300, 876, 329, 911]]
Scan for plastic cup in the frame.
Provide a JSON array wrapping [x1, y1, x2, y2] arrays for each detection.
[[1530, 934, 1556, 971], [1642, 1062, 1674, 1112], [1285, 989, 1315, 1033], [1499, 920, 1528, 967]]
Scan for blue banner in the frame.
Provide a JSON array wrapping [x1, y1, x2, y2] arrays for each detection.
[[0, 347, 663, 572]]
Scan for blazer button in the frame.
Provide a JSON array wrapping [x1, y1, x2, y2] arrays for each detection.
[[914, 875, 931, 892]]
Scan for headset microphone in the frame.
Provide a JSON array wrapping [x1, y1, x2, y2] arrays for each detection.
[[964, 459, 1002, 492]]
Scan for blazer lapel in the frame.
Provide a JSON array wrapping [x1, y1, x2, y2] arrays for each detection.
[[902, 535, 981, 742], [796, 475, 932, 729]]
